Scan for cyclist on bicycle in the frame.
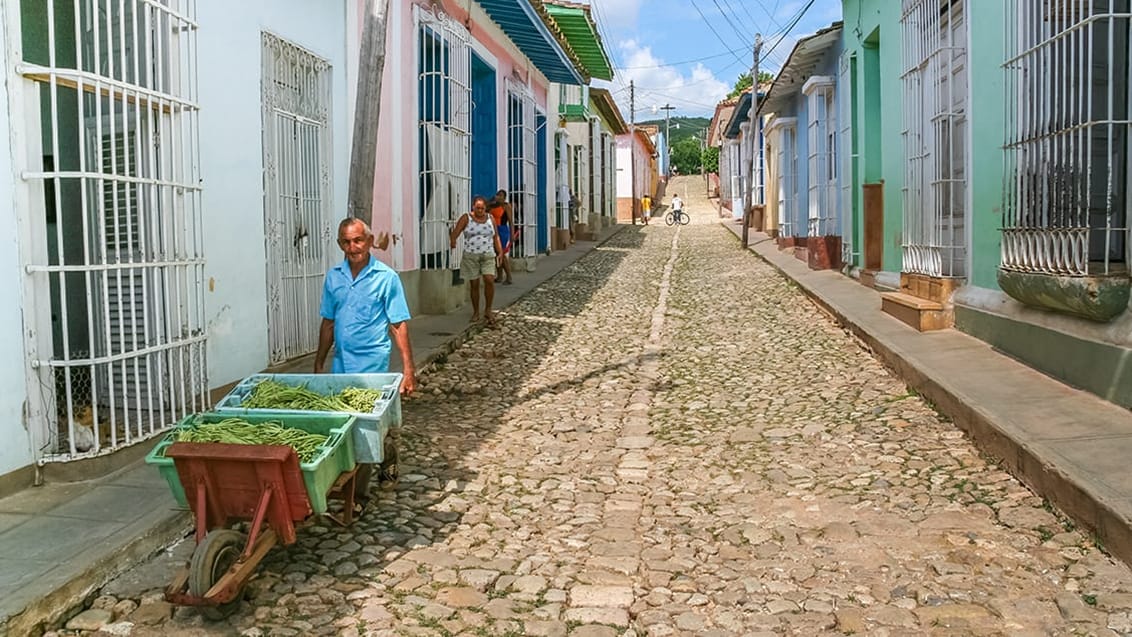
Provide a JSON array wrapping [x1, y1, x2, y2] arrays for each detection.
[[671, 195, 684, 214]]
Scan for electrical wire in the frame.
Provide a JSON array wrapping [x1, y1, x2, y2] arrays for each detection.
[[687, 0, 749, 65], [613, 47, 751, 71]]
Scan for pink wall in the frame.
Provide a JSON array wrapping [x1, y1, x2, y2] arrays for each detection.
[[362, 0, 550, 271]]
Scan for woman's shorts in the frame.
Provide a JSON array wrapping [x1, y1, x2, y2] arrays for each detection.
[[497, 226, 512, 253], [461, 251, 497, 281]]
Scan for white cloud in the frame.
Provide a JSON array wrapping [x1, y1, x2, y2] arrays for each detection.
[[582, 0, 642, 31], [609, 39, 732, 120]]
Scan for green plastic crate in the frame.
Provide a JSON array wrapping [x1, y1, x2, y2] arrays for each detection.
[[214, 373, 402, 463], [145, 411, 356, 514]]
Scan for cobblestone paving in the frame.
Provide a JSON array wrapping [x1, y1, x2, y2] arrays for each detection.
[[60, 178, 1132, 636]]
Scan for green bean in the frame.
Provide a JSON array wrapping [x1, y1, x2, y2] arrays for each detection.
[[175, 417, 329, 463], [243, 380, 386, 414]]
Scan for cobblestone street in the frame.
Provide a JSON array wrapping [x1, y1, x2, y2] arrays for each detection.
[[75, 179, 1132, 637]]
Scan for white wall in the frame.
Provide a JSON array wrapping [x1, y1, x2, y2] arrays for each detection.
[[0, 17, 34, 476], [197, 0, 349, 387]]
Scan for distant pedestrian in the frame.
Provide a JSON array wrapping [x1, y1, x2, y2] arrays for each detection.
[[450, 195, 504, 328], [641, 195, 652, 225], [488, 189, 514, 285]]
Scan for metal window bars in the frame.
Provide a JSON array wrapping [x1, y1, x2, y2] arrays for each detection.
[[805, 76, 838, 237], [507, 80, 538, 258], [17, 0, 206, 460], [593, 119, 602, 221], [417, 7, 471, 271], [1002, 0, 1130, 277], [838, 51, 860, 267], [769, 117, 799, 239], [900, 0, 969, 278], [261, 33, 333, 365], [555, 128, 569, 228]]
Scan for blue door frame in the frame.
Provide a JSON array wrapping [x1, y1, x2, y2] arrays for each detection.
[[536, 114, 548, 253], [470, 52, 497, 201]]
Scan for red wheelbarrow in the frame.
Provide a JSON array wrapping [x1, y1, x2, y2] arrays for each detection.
[[162, 441, 358, 619]]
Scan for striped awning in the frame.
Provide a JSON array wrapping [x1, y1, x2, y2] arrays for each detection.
[[477, 0, 584, 85]]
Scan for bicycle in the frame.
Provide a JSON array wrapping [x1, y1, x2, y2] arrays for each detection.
[[664, 208, 690, 226]]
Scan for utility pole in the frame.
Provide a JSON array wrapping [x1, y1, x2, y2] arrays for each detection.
[[348, 0, 391, 222], [741, 34, 763, 250], [659, 103, 676, 178], [630, 80, 637, 225]]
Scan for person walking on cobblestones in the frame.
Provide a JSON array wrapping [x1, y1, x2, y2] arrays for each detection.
[[314, 217, 417, 501], [641, 194, 652, 225], [488, 189, 514, 285], [451, 195, 504, 328]]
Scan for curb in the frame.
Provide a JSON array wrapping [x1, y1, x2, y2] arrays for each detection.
[[4, 510, 189, 635]]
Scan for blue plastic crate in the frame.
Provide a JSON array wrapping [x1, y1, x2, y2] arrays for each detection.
[[145, 411, 356, 514], [214, 373, 402, 463]]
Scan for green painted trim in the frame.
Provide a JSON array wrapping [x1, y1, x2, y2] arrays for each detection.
[[956, 305, 1132, 408], [998, 269, 1131, 323]]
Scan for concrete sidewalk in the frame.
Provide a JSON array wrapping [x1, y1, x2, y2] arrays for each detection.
[[721, 220, 1132, 567], [0, 223, 627, 635]]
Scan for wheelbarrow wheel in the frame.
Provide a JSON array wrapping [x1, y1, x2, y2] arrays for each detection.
[[189, 529, 246, 620]]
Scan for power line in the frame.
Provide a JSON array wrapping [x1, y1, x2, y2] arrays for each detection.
[[759, 0, 816, 65], [711, 0, 755, 48], [687, 0, 748, 65], [613, 47, 750, 71]]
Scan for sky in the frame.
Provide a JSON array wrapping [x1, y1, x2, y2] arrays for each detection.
[[579, 0, 843, 123]]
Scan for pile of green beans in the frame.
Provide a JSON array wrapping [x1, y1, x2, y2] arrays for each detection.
[[176, 417, 328, 463], [338, 387, 386, 412], [244, 380, 385, 414]]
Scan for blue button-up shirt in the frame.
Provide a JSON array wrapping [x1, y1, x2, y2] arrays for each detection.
[[319, 256, 411, 373]]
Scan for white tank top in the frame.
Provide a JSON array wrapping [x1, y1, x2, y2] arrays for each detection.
[[462, 212, 495, 255]]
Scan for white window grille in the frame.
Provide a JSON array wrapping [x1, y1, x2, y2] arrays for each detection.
[[756, 121, 766, 207], [901, 0, 968, 277], [262, 33, 333, 365], [417, 6, 471, 271], [589, 118, 601, 218], [18, 0, 206, 459], [1002, 0, 1130, 276], [555, 128, 569, 228], [805, 76, 838, 237], [605, 134, 616, 217], [769, 118, 799, 238], [507, 79, 537, 258], [838, 51, 859, 266]]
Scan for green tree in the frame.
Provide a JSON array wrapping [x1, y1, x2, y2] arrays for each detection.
[[671, 139, 703, 174], [702, 146, 719, 173], [726, 72, 752, 99], [726, 71, 775, 99]]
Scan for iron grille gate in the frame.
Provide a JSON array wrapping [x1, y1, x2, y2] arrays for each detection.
[[770, 118, 799, 239], [507, 79, 537, 258], [805, 77, 838, 237], [417, 7, 471, 271], [262, 33, 334, 365], [555, 128, 569, 229], [16, 0, 206, 460], [838, 51, 859, 266], [1002, 0, 1130, 276], [590, 118, 601, 220], [900, 0, 969, 278]]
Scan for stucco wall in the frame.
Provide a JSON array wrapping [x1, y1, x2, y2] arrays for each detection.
[[198, 0, 349, 388], [375, 0, 553, 272], [842, 0, 905, 272], [0, 18, 35, 477], [966, 4, 1006, 290]]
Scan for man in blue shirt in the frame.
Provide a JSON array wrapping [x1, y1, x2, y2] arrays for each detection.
[[315, 218, 416, 502]]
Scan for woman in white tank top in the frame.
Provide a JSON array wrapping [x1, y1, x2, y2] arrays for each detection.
[[450, 195, 503, 327]]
